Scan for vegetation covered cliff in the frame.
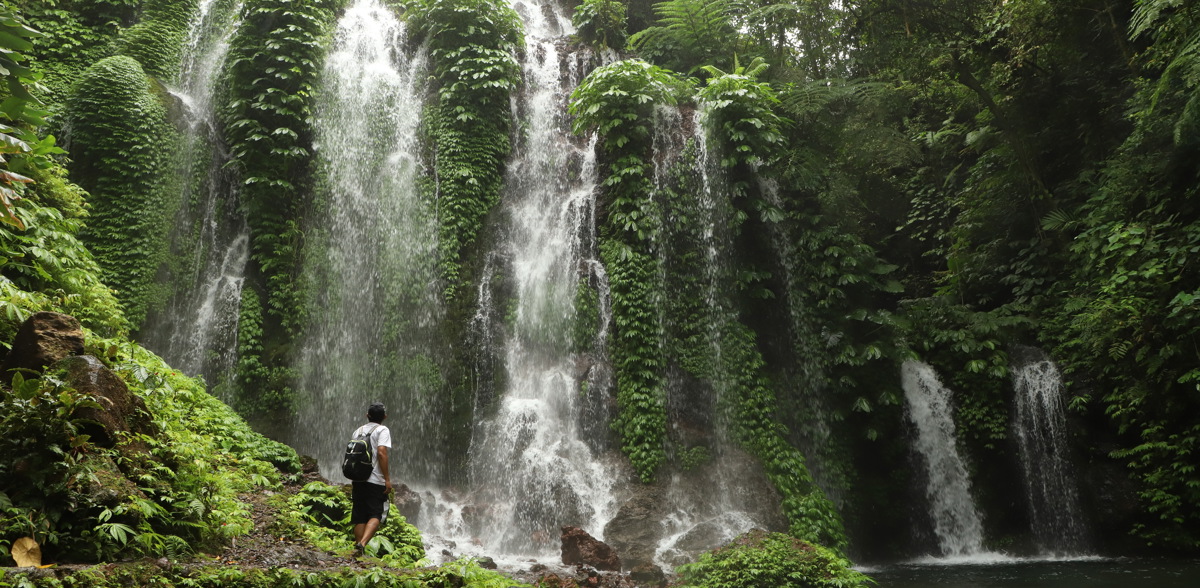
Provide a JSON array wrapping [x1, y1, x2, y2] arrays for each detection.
[[0, 0, 1197, 573]]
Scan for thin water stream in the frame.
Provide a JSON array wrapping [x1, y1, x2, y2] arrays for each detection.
[[142, 0, 246, 394], [1010, 347, 1088, 555]]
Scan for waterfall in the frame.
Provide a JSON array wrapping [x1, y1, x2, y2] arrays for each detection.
[[142, 0, 247, 398], [648, 105, 787, 568], [1010, 347, 1089, 555], [429, 0, 617, 559], [291, 0, 443, 483], [901, 360, 987, 557]]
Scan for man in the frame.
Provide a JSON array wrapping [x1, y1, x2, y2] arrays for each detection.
[[351, 401, 392, 555]]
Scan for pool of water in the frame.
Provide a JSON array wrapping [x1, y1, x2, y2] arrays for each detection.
[[864, 556, 1200, 588]]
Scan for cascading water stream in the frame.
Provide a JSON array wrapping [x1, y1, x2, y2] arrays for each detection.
[[650, 106, 788, 568], [142, 0, 247, 393], [1010, 347, 1089, 555], [290, 0, 443, 484], [756, 178, 842, 504], [901, 360, 987, 558], [433, 0, 617, 560]]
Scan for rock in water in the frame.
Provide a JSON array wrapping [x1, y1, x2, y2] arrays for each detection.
[[560, 526, 621, 571], [602, 486, 663, 570], [395, 483, 422, 523], [1, 312, 85, 380]]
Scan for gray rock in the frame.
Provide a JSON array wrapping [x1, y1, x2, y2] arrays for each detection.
[[602, 485, 664, 571]]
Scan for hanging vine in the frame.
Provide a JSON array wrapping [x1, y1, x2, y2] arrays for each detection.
[[571, 59, 685, 482]]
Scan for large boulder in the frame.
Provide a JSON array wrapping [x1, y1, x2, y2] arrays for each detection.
[[1, 312, 85, 381], [602, 486, 664, 571], [561, 526, 621, 571], [53, 354, 154, 452]]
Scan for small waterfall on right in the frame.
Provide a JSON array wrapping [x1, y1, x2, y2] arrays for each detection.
[[1010, 346, 1089, 555], [901, 360, 987, 557]]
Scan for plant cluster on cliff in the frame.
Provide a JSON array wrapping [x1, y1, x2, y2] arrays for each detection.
[[406, 0, 524, 302]]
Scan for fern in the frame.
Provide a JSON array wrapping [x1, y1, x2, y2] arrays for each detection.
[[629, 0, 737, 72]]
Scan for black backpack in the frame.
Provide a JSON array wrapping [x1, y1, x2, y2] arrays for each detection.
[[342, 424, 379, 481]]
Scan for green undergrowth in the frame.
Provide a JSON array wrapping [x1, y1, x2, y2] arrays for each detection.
[[277, 481, 424, 566], [0, 335, 298, 563], [0, 557, 524, 588], [676, 530, 871, 588]]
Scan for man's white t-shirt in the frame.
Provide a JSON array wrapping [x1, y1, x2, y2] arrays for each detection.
[[351, 423, 392, 486]]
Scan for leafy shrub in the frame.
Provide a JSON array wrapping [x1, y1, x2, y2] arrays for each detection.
[[220, 0, 340, 333], [407, 0, 524, 300], [676, 530, 872, 588], [110, 0, 198, 78], [572, 0, 626, 50]]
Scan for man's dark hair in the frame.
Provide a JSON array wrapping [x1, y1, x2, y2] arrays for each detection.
[[367, 402, 386, 423]]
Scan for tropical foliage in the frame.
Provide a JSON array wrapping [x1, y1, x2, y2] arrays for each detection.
[[3, 0, 1200, 573], [676, 530, 870, 588]]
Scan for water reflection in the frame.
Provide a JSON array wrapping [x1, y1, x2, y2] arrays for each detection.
[[865, 558, 1200, 588]]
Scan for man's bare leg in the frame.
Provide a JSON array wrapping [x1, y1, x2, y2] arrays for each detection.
[[355, 518, 381, 547]]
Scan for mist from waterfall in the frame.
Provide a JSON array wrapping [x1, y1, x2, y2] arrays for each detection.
[[141, 0, 247, 398], [291, 0, 443, 484], [1010, 347, 1089, 555], [901, 360, 987, 557]]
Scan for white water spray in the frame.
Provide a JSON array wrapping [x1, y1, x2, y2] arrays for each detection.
[[293, 0, 442, 483], [901, 360, 987, 557], [1011, 347, 1088, 555]]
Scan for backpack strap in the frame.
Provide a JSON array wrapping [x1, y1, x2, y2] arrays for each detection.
[[364, 423, 380, 462]]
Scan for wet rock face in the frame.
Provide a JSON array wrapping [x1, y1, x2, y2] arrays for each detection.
[[1, 312, 85, 380], [561, 526, 621, 571], [602, 486, 664, 571], [394, 483, 423, 524], [54, 354, 154, 451], [629, 562, 666, 587]]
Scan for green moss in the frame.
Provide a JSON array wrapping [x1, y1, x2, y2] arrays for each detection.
[[66, 55, 180, 328]]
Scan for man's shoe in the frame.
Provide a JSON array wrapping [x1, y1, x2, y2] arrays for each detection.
[[353, 544, 365, 557]]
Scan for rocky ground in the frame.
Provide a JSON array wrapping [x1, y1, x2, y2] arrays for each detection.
[[207, 467, 654, 587], [6, 466, 660, 588]]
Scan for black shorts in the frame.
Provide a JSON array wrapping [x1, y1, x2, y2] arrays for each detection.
[[351, 481, 387, 524]]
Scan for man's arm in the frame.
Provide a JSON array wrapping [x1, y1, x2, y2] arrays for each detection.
[[377, 446, 392, 493]]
